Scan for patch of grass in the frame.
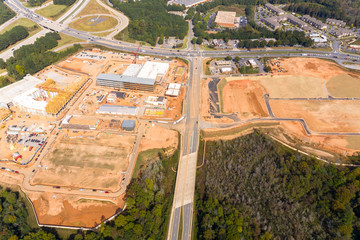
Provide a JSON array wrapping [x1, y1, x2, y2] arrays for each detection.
[[53, 33, 82, 50], [0, 18, 40, 35], [177, 38, 188, 49], [55, 228, 78, 240], [199, 44, 218, 51], [201, 122, 280, 139], [35, 4, 69, 20], [77, 0, 110, 16], [217, 78, 227, 113], [69, 15, 118, 32], [92, 30, 113, 37], [69, 16, 118, 32]]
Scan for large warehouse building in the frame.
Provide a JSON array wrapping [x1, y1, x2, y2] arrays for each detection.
[[97, 61, 169, 92], [215, 11, 236, 28]]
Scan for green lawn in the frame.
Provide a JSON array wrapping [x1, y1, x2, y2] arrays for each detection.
[[69, 15, 118, 32], [35, 4, 69, 20], [0, 18, 40, 35]]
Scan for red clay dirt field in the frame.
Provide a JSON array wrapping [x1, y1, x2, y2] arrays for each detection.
[[202, 57, 360, 160]]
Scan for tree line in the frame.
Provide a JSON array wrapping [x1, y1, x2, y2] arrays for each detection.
[[0, 1, 15, 26], [1, 32, 81, 80], [110, 0, 188, 46], [0, 26, 29, 52], [195, 131, 360, 239], [274, 0, 360, 27]]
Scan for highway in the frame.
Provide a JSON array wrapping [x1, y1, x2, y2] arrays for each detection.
[[3, 0, 360, 64], [2, 0, 360, 238]]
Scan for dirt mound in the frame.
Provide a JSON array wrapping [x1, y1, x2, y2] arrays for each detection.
[[28, 192, 124, 227]]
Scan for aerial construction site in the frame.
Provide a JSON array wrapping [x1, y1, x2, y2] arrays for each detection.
[[0, 49, 186, 227]]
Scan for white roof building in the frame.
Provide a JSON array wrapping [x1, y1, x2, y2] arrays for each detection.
[[0, 75, 44, 107], [248, 59, 258, 68], [220, 67, 232, 73], [137, 61, 169, 80], [12, 88, 48, 116], [122, 64, 143, 77]]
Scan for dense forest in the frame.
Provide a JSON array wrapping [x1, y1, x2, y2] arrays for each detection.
[[0, 143, 179, 239], [0, 26, 29, 52], [272, 0, 360, 27], [53, 0, 76, 6], [110, 0, 188, 45], [195, 131, 360, 239], [4, 32, 81, 80], [0, 1, 15, 26]]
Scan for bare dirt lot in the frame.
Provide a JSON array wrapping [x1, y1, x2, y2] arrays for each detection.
[[273, 57, 345, 80], [139, 125, 178, 152], [326, 73, 360, 97], [270, 100, 360, 133], [222, 80, 268, 119], [31, 132, 134, 191], [28, 191, 124, 227]]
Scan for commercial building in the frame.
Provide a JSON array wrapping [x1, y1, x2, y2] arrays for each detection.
[[220, 67, 232, 73], [0, 75, 44, 108], [248, 59, 258, 68], [265, 3, 285, 16], [97, 61, 169, 92], [96, 105, 139, 116], [121, 120, 136, 131], [302, 15, 327, 30], [215, 60, 233, 66], [215, 11, 236, 28], [326, 18, 346, 27]]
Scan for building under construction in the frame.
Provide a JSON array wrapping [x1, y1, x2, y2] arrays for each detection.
[[97, 61, 169, 92]]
